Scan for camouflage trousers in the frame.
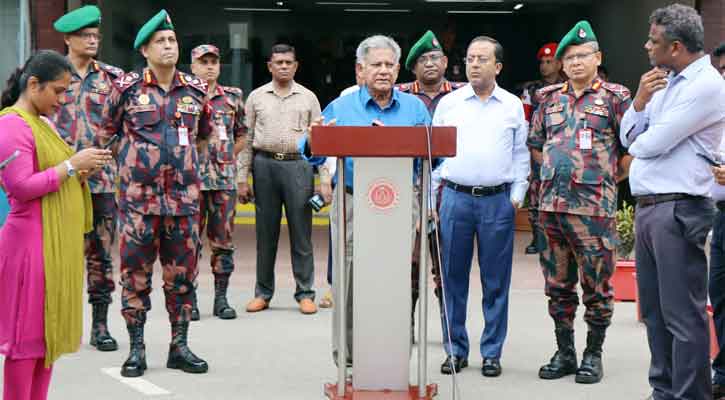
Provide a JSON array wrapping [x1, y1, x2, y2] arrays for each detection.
[[527, 177, 546, 250], [119, 210, 200, 324], [86, 193, 118, 305], [539, 211, 616, 330], [199, 190, 237, 276]]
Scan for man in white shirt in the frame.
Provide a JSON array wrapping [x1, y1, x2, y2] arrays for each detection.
[[432, 35, 529, 378]]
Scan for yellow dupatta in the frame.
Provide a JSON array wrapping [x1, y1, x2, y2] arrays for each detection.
[[0, 106, 92, 366]]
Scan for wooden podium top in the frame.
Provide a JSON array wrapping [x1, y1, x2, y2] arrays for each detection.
[[309, 126, 456, 157]]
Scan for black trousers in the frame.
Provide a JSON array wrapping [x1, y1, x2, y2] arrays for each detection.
[[252, 154, 315, 302], [636, 197, 714, 400]]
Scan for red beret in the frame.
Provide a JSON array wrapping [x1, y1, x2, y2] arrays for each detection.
[[537, 42, 558, 60]]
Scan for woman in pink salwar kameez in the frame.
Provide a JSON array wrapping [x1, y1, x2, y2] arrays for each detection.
[[0, 50, 112, 400]]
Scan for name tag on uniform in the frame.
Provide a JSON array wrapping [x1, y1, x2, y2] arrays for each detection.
[[579, 128, 592, 150], [177, 104, 200, 115], [178, 126, 190, 147], [546, 103, 564, 114], [217, 124, 228, 141]]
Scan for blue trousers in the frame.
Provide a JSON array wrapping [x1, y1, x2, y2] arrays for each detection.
[[439, 186, 515, 360], [711, 208, 725, 386]]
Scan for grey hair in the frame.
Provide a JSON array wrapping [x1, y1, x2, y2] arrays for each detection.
[[586, 41, 600, 52], [355, 35, 401, 65], [649, 3, 704, 53]]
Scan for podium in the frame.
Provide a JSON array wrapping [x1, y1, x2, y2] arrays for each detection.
[[310, 126, 456, 399]]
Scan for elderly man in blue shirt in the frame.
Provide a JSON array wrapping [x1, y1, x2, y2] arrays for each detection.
[[620, 4, 725, 400], [431, 36, 529, 378], [301, 34, 430, 366]]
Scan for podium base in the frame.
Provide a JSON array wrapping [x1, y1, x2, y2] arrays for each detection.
[[324, 383, 438, 399]]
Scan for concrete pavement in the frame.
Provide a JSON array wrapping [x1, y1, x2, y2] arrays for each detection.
[[1, 226, 653, 399]]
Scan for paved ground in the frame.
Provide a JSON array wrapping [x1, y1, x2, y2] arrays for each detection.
[[1, 226, 653, 400]]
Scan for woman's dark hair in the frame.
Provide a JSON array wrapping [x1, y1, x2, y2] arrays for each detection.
[[1, 50, 72, 108]]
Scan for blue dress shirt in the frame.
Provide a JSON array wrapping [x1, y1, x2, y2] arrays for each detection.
[[300, 85, 431, 189]]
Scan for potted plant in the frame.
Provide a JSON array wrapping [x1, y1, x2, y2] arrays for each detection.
[[613, 201, 637, 302]]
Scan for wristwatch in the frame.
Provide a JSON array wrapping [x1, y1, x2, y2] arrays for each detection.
[[64, 159, 76, 177]]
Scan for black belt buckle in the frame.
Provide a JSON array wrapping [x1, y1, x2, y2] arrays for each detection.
[[471, 186, 485, 197], [273, 153, 285, 161]]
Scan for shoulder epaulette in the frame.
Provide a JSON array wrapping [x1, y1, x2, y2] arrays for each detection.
[[222, 86, 243, 97], [535, 83, 566, 104], [600, 81, 632, 101], [178, 72, 208, 94], [112, 71, 142, 92], [97, 62, 124, 78]]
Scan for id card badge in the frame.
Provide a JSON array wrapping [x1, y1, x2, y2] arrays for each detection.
[[178, 125, 190, 147], [217, 124, 229, 141], [579, 128, 592, 150]]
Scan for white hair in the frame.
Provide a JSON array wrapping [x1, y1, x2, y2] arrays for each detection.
[[355, 35, 401, 65]]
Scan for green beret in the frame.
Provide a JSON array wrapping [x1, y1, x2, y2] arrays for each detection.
[[405, 30, 443, 71], [53, 5, 101, 33], [555, 20, 598, 59], [133, 9, 175, 50]]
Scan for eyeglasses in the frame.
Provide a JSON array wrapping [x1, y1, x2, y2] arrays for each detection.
[[465, 55, 494, 65], [562, 51, 597, 63], [75, 32, 102, 41], [417, 53, 444, 65]]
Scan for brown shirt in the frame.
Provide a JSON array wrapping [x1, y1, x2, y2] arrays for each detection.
[[237, 81, 321, 181]]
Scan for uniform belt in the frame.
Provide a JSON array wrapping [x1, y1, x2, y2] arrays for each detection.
[[256, 150, 302, 161], [717, 200, 725, 212], [444, 180, 509, 197], [635, 193, 699, 208]]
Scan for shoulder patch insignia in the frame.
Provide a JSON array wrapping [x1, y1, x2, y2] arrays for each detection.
[[535, 83, 565, 104], [222, 86, 243, 97], [600, 81, 632, 101], [113, 72, 141, 92], [98, 62, 124, 78], [181, 72, 208, 93]]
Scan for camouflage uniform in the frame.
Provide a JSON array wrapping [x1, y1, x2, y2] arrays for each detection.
[[520, 77, 564, 252], [50, 60, 123, 306], [198, 85, 245, 282], [395, 79, 464, 305], [99, 68, 210, 324], [527, 78, 631, 330]]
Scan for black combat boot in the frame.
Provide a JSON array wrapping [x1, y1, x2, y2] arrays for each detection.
[[167, 322, 208, 373], [121, 323, 146, 377], [575, 328, 605, 384], [213, 275, 237, 320], [90, 303, 118, 351], [190, 290, 200, 321], [539, 326, 578, 379]]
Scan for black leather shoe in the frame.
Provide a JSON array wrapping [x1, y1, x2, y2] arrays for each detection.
[[213, 276, 237, 320], [90, 303, 118, 352], [539, 327, 578, 380], [190, 291, 200, 321], [575, 329, 605, 384], [167, 322, 208, 374], [121, 323, 146, 378], [481, 358, 501, 377], [525, 243, 539, 254], [440, 355, 468, 375]]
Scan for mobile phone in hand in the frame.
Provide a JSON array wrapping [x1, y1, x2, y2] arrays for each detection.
[[0, 150, 20, 170], [103, 134, 120, 150], [697, 153, 721, 167]]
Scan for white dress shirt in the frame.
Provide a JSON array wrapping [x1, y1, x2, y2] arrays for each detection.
[[432, 83, 530, 204]]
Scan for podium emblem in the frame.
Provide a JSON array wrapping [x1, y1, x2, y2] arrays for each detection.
[[367, 179, 399, 211]]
